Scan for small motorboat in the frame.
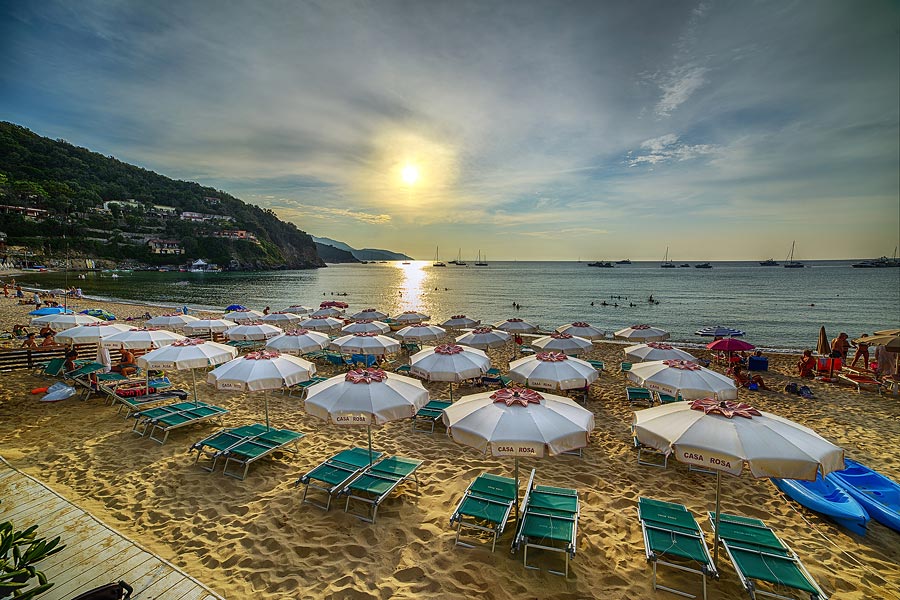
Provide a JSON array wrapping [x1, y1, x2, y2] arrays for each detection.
[[694, 262, 712, 269], [828, 459, 900, 533], [772, 473, 870, 535]]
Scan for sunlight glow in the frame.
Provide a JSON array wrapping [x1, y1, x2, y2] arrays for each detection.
[[394, 261, 427, 313], [401, 163, 419, 185]]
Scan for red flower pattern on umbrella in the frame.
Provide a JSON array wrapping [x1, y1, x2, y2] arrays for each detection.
[[310, 315, 328, 320], [353, 332, 379, 337], [245, 350, 281, 360], [171, 338, 206, 346], [663, 360, 701, 370], [410, 322, 431, 327], [551, 332, 573, 339], [451, 314, 466, 319], [506, 318, 523, 323], [647, 342, 674, 349], [536, 352, 568, 362], [285, 329, 310, 336], [491, 387, 544, 406], [162, 312, 184, 317], [632, 324, 651, 330], [472, 327, 495, 334], [571, 321, 590, 328], [345, 368, 388, 383], [356, 319, 373, 324], [690, 398, 761, 419], [435, 344, 463, 355]]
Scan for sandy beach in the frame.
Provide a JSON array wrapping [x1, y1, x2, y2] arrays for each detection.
[[1, 292, 898, 599]]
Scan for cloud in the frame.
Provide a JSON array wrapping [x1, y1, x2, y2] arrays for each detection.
[[627, 134, 720, 166]]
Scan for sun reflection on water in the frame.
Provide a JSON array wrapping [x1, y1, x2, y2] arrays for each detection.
[[395, 261, 429, 314]]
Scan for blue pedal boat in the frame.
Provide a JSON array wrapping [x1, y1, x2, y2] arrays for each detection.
[[828, 459, 900, 533], [772, 473, 870, 535]]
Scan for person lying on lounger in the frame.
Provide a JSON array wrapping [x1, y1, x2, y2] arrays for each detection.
[[732, 365, 768, 390]]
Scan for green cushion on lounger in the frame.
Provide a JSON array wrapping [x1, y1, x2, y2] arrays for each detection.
[[458, 495, 513, 523], [470, 473, 517, 501], [137, 401, 202, 420], [529, 485, 578, 516], [458, 473, 517, 523], [710, 515, 785, 551], [256, 428, 304, 445], [347, 472, 399, 496], [304, 461, 361, 487], [520, 512, 575, 543], [368, 456, 422, 479], [156, 405, 222, 427], [193, 424, 267, 453], [333, 447, 383, 469], [640, 498, 710, 563]]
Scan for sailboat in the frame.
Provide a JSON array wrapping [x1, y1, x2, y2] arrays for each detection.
[[450, 249, 466, 266], [475, 250, 488, 266], [784, 241, 804, 268], [660, 247, 676, 268], [432, 247, 446, 267]]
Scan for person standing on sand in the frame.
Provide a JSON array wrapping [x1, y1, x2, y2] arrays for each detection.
[[830, 333, 850, 360], [849, 334, 870, 369]]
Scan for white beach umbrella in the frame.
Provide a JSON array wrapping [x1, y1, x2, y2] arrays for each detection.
[[442, 387, 595, 522], [183, 319, 238, 335], [30, 313, 102, 330], [625, 342, 697, 363], [224, 322, 284, 341], [101, 327, 186, 349], [441, 314, 481, 329], [145, 313, 200, 331], [224, 309, 266, 323], [351, 308, 389, 321], [409, 344, 490, 400], [395, 323, 447, 343], [342, 320, 391, 334], [392, 311, 430, 325], [614, 324, 670, 342], [305, 368, 429, 464], [456, 327, 511, 350], [137, 338, 238, 403], [556, 321, 606, 341], [330, 332, 401, 356], [265, 329, 331, 355], [530, 332, 593, 355], [311, 306, 344, 318], [55, 322, 135, 344], [260, 312, 303, 326], [282, 305, 314, 315], [627, 360, 737, 400], [297, 315, 345, 332], [208, 350, 315, 429], [495, 318, 538, 334], [508, 352, 599, 391], [633, 399, 844, 567]]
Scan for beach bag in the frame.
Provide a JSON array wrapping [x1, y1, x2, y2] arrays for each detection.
[[747, 382, 759, 391], [799, 385, 814, 399], [71, 581, 132, 600], [784, 382, 799, 395]]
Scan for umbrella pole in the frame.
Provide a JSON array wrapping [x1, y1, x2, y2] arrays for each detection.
[[191, 368, 198, 405], [514, 456, 520, 529], [264, 389, 270, 431], [713, 470, 722, 570], [449, 383, 453, 402], [367, 424, 373, 466]]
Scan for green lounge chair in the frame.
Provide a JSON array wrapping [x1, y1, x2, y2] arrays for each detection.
[[400, 342, 421, 354], [413, 400, 452, 433], [34, 357, 65, 377], [222, 427, 306, 480], [626, 387, 653, 405], [639, 497, 717, 600], [450, 471, 522, 552], [112, 388, 190, 417], [633, 433, 669, 469], [286, 376, 328, 398], [340, 456, 423, 522], [131, 401, 203, 435], [146, 404, 229, 444], [707, 512, 827, 600], [190, 423, 270, 472], [656, 391, 685, 404], [512, 471, 580, 577], [394, 364, 411, 374], [297, 447, 384, 511], [619, 361, 633, 375], [586, 360, 604, 372]]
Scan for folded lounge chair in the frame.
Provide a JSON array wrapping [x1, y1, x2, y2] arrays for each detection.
[[340, 455, 423, 522], [586, 360, 605, 372], [619, 362, 633, 375], [639, 497, 717, 600], [222, 427, 306, 480], [412, 400, 452, 433], [450, 471, 523, 552], [190, 423, 270, 471], [707, 511, 827, 600], [836, 373, 881, 394], [297, 447, 384, 511], [656, 391, 685, 404], [512, 471, 580, 577], [626, 387, 654, 406]]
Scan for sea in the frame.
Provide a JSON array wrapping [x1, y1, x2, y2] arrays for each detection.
[[23, 260, 900, 351]]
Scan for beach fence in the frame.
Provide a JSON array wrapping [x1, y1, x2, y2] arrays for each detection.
[[0, 344, 129, 373]]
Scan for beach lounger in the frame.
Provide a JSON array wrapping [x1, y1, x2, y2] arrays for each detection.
[[190, 423, 270, 472], [400, 342, 421, 354], [297, 447, 384, 511], [394, 364, 411, 374], [512, 471, 580, 577], [587, 360, 604, 372], [286, 376, 328, 398], [619, 362, 633, 375], [34, 357, 65, 377], [413, 400, 452, 433], [639, 497, 716, 600], [111, 388, 190, 417], [131, 401, 204, 436], [837, 373, 881, 394], [656, 391, 685, 404], [707, 511, 827, 600], [340, 455, 423, 522], [351, 353, 377, 368], [450, 471, 522, 552], [626, 387, 653, 406], [222, 427, 306, 480]]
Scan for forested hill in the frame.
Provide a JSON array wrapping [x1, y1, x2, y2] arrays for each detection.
[[0, 122, 324, 269]]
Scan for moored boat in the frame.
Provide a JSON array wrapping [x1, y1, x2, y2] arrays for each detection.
[[772, 473, 870, 535], [759, 258, 779, 266], [694, 262, 712, 269], [587, 261, 614, 268], [615, 259, 631, 264], [828, 459, 900, 533]]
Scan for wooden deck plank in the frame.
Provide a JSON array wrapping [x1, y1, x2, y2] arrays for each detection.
[[158, 577, 209, 600], [48, 554, 157, 600], [132, 568, 192, 599], [7, 502, 83, 532], [48, 537, 136, 585], [39, 529, 133, 573], [47, 549, 153, 600]]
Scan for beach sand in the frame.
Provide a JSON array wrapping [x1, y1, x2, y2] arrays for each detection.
[[1, 294, 898, 599]]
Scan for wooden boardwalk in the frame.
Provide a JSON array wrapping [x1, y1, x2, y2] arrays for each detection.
[[0, 459, 223, 600]]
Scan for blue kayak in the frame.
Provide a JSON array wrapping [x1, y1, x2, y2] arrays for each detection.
[[772, 473, 870, 535], [828, 459, 900, 533]]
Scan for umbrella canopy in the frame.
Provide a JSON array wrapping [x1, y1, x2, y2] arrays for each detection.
[[495, 318, 538, 334], [614, 324, 670, 342], [297, 315, 345, 332], [29, 307, 74, 316], [305, 368, 429, 463], [224, 309, 266, 323], [183, 319, 238, 335], [136, 338, 238, 404], [208, 350, 315, 429], [311, 306, 344, 318], [260, 312, 303, 326], [409, 344, 490, 399], [265, 329, 331, 355], [342, 320, 391, 334], [395, 323, 447, 343], [625, 342, 696, 363], [441, 315, 481, 329], [628, 360, 738, 400], [706, 338, 755, 352], [508, 352, 599, 391], [225, 304, 248, 312], [817, 326, 830, 355], [282, 305, 314, 315], [556, 322, 605, 340], [530, 332, 593, 355], [874, 328, 900, 336], [456, 327, 511, 350], [145, 313, 200, 330], [855, 333, 900, 351], [330, 332, 400, 356], [393, 311, 431, 324], [351, 308, 389, 321], [695, 325, 745, 337], [30, 313, 102, 330], [56, 322, 135, 344], [224, 322, 284, 341], [633, 398, 843, 567], [101, 328, 186, 349]]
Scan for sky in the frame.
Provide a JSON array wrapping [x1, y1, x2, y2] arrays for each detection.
[[1, 0, 898, 261]]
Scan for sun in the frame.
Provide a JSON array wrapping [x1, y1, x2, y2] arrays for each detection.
[[401, 163, 419, 185]]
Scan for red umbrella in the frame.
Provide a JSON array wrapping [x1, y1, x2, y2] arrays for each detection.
[[706, 338, 755, 352]]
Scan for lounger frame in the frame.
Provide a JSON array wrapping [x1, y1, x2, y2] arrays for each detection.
[[450, 471, 523, 552], [512, 471, 579, 578], [340, 456, 423, 523], [221, 429, 305, 480], [412, 400, 452, 434], [296, 448, 383, 511]]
